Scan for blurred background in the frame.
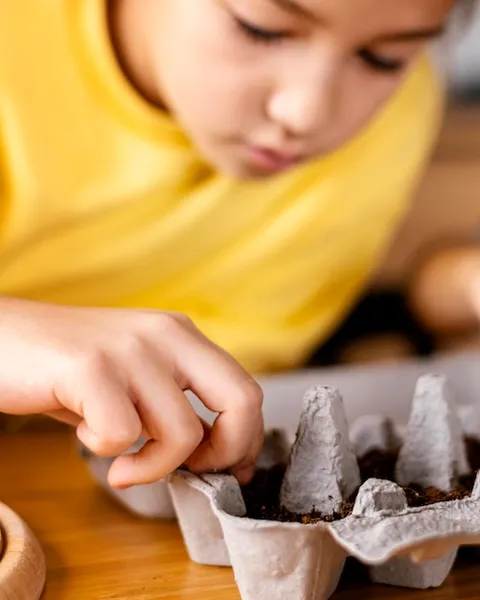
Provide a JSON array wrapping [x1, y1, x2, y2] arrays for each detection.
[[372, 14, 479, 310], [450, 11, 480, 100]]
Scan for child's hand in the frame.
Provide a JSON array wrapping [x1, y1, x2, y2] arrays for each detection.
[[0, 297, 264, 487], [465, 256, 480, 323]]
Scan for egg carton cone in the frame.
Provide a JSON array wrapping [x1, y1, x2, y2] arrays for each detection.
[[169, 385, 358, 600], [79, 429, 291, 521], [395, 374, 470, 491], [279, 385, 361, 515]]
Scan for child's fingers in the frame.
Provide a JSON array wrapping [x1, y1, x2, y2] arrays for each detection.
[[46, 409, 151, 449], [198, 417, 213, 442], [186, 406, 264, 477], [59, 363, 143, 458], [46, 408, 82, 427], [188, 406, 264, 483], [172, 326, 264, 475], [107, 364, 204, 488], [467, 274, 480, 320], [230, 417, 264, 484]]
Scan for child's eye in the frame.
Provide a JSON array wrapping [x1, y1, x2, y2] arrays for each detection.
[[234, 17, 286, 44], [359, 49, 406, 73]]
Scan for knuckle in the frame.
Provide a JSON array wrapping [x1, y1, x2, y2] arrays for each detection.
[[172, 311, 194, 328], [88, 426, 140, 457], [118, 332, 146, 360], [74, 348, 111, 380], [221, 446, 240, 466], [111, 425, 141, 450], [234, 377, 264, 412], [82, 435, 112, 457], [172, 419, 204, 454], [153, 311, 194, 335], [85, 438, 113, 457]]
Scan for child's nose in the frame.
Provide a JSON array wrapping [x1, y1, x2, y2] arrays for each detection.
[[266, 57, 340, 139]]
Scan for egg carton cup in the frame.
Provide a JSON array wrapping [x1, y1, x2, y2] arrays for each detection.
[[79, 428, 292, 521], [170, 469, 347, 600], [168, 373, 480, 600]]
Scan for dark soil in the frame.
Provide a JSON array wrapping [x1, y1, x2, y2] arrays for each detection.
[[240, 464, 353, 523], [466, 436, 480, 472], [358, 449, 398, 482], [357, 446, 477, 508], [241, 436, 480, 524], [401, 478, 474, 508]]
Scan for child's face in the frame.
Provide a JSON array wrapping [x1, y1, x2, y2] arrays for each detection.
[[144, 0, 455, 179]]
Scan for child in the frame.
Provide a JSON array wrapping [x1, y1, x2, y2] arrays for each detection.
[[0, 0, 475, 490]]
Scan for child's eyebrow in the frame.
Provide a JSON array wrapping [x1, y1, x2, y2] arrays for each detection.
[[268, 0, 319, 22], [375, 26, 446, 43], [268, 0, 446, 43]]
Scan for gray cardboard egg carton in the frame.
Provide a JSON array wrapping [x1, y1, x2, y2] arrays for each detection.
[[80, 373, 480, 600], [169, 374, 480, 600]]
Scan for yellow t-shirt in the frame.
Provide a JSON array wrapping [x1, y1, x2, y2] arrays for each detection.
[[0, 0, 443, 373]]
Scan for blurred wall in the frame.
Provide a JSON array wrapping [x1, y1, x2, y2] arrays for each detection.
[[375, 106, 480, 287], [450, 10, 480, 96]]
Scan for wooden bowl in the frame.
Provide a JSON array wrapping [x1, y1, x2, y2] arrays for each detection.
[[0, 501, 46, 599]]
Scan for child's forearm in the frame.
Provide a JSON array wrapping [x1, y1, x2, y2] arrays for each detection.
[[407, 244, 480, 335]]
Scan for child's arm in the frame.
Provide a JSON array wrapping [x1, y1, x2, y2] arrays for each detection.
[[0, 297, 263, 486], [407, 243, 480, 335]]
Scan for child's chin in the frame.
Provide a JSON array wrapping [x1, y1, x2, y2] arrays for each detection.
[[216, 161, 270, 181]]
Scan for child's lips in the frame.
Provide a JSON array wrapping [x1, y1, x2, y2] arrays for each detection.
[[244, 144, 303, 173]]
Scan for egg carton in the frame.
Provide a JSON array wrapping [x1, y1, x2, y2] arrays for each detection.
[[167, 374, 480, 600], [78, 371, 480, 599]]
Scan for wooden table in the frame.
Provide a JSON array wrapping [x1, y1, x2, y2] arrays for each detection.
[[0, 426, 479, 599]]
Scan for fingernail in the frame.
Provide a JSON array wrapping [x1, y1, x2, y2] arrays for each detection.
[[108, 473, 130, 489]]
